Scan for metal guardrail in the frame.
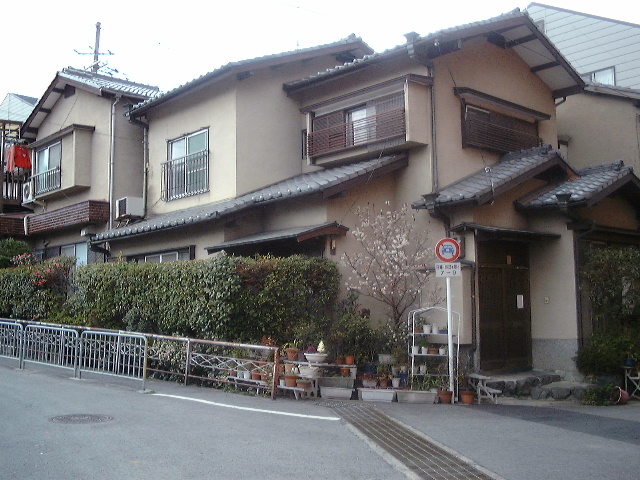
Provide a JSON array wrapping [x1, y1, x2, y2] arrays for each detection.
[[0, 321, 23, 362], [22, 324, 79, 373], [0, 320, 280, 398], [79, 330, 147, 390]]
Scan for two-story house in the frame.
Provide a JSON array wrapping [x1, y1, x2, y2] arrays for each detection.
[[18, 68, 159, 264], [526, 4, 640, 174], [90, 11, 640, 378], [1, 93, 38, 238]]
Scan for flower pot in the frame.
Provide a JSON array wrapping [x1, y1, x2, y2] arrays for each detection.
[[391, 377, 401, 388], [251, 372, 261, 381], [379, 379, 389, 387], [229, 369, 237, 377], [427, 348, 439, 355], [438, 390, 453, 404], [423, 324, 432, 334], [335, 356, 345, 365], [411, 346, 420, 355], [362, 379, 378, 388], [284, 363, 295, 374], [242, 370, 252, 380], [460, 390, 476, 404], [345, 355, 356, 365], [438, 347, 447, 355], [284, 375, 298, 387], [418, 365, 427, 375], [279, 378, 286, 387], [296, 380, 312, 389], [298, 366, 319, 378], [304, 353, 328, 363], [378, 353, 393, 364], [340, 367, 350, 377], [612, 386, 630, 405], [359, 388, 397, 402], [397, 390, 437, 404], [321, 386, 353, 399], [391, 366, 400, 376], [421, 347, 429, 355], [285, 348, 299, 361]]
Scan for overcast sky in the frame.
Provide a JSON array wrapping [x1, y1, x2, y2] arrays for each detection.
[[3, 0, 639, 100]]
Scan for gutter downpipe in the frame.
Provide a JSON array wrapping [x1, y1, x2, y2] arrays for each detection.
[[406, 37, 438, 192], [109, 95, 122, 230], [128, 115, 150, 218]]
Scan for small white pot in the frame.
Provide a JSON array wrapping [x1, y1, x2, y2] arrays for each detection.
[[439, 347, 447, 355], [391, 377, 401, 388], [421, 347, 429, 355], [423, 324, 432, 334], [411, 346, 420, 355]]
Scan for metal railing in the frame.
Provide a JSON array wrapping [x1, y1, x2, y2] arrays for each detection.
[[0, 320, 280, 398], [79, 330, 147, 389], [22, 324, 79, 373], [0, 321, 23, 362], [32, 167, 61, 195], [161, 150, 209, 201]]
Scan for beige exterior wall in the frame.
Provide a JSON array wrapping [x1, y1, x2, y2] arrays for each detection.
[[432, 37, 558, 188], [28, 89, 146, 252], [557, 93, 640, 172], [144, 79, 239, 216]]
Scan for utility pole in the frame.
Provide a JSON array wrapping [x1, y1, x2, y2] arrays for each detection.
[[92, 22, 101, 73], [74, 22, 114, 74]]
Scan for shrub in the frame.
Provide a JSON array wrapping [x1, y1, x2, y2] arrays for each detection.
[[0, 238, 31, 269], [581, 383, 616, 406], [575, 325, 640, 376]]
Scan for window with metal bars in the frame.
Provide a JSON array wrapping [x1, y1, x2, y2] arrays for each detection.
[[308, 92, 406, 157], [462, 105, 541, 154], [162, 129, 209, 201]]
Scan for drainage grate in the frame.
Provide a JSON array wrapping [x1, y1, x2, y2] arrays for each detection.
[[326, 403, 496, 480], [50, 414, 114, 424]]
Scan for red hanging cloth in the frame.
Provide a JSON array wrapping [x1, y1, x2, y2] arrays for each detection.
[[4, 145, 31, 172]]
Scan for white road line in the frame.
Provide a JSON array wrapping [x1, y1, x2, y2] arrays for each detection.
[[152, 393, 341, 421]]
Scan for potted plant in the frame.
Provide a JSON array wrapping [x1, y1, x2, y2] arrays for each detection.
[[283, 365, 299, 387], [304, 341, 328, 363], [397, 376, 439, 403]]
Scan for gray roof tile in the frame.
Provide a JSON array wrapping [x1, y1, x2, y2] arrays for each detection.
[[421, 145, 563, 207], [524, 160, 635, 207], [92, 155, 406, 243], [60, 67, 160, 99]]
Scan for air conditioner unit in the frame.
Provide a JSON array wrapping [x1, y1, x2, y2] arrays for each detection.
[[115, 196, 144, 220], [22, 181, 34, 204]]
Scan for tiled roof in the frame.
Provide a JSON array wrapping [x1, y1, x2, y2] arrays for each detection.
[[60, 68, 160, 99], [285, 10, 527, 90], [415, 145, 567, 208], [129, 35, 372, 115], [92, 154, 407, 243], [284, 9, 582, 98], [0, 93, 38, 123], [522, 160, 637, 208]]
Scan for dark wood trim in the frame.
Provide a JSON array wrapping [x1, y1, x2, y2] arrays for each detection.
[[505, 34, 538, 48], [531, 61, 560, 73], [28, 124, 95, 149], [455, 87, 551, 120]]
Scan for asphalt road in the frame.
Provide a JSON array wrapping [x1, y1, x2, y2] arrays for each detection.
[[2, 361, 640, 480]]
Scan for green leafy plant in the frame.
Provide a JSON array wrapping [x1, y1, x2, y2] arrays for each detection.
[[0, 238, 31, 269], [581, 383, 616, 406]]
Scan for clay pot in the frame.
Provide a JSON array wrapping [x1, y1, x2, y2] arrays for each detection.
[[438, 390, 453, 404], [340, 367, 350, 377], [345, 355, 356, 365], [284, 375, 298, 387], [285, 348, 299, 361], [460, 390, 476, 404], [335, 356, 345, 365]]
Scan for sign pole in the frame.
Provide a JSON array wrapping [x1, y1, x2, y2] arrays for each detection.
[[446, 276, 455, 397], [435, 237, 461, 402]]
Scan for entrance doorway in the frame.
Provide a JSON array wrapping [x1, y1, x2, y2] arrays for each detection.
[[478, 241, 532, 372]]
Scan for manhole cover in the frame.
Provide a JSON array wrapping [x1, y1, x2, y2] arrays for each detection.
[[50, 414, 114, 424]]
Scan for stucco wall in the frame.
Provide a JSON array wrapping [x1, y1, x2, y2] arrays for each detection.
[[557, 93, 640, 172]]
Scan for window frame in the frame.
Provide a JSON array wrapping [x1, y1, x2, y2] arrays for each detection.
[[162, 129, 209, 201], [34, 141, 62, 194]]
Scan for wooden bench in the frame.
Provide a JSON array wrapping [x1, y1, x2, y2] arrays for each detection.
[[468, 373, 502, 404]]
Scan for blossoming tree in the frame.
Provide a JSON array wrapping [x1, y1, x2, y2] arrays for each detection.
[[341, 202, 441, 328]]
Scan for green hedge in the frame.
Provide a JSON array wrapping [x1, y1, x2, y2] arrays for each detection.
[[67, 254, 339, 343]]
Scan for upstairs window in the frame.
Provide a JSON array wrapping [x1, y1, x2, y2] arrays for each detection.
[[581, 67, 615, 86], [308, 92, 405, 157], [162, 129, 209, 201], [34, 141, 61, 194], [462, 105, 541, 154]]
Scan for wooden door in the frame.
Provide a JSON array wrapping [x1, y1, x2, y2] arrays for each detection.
[[478, 242, 532, 372]]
